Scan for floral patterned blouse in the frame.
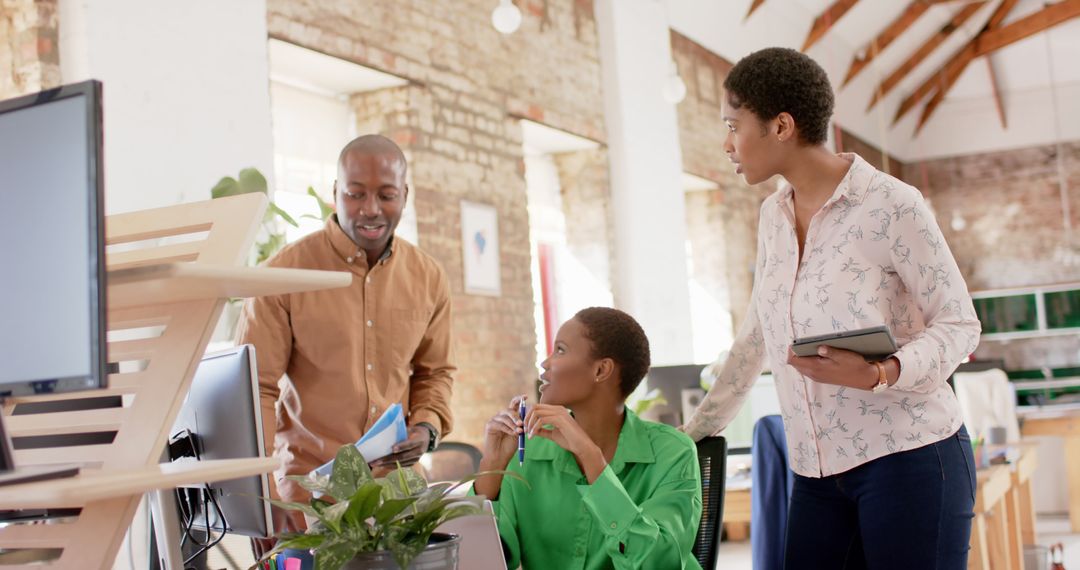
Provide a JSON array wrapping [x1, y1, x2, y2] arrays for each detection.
[[684, 153, 981, 477]]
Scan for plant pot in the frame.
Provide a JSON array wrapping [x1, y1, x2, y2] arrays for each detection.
[[340, 532, 461, 570]]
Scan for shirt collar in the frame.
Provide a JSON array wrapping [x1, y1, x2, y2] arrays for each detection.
[[530, 408, 656, 476], [778, 152, 871, 210], [325, 214, 395, 265]]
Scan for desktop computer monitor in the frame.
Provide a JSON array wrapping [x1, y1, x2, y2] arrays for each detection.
[[0, 80, 107, 482], [169, 345, 272, 538]]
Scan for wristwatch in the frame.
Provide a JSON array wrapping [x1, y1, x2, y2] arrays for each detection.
[[871, 361, 889, 394], [416, 422, 439, 452]]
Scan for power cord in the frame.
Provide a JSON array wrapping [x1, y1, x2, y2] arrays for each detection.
[[168, 429, 230, 570]]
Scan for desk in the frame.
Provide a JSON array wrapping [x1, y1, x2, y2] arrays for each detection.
[[970, 465, 1015, 570], [1020, 407, 1080, 532], [1005, 444, 1039, 570], [722, 487, 751, 541]]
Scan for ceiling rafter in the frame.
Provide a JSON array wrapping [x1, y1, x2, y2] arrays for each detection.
[[843, 1, 931, 86], [904, 0, 1018, 130], [904, 0, 1080, 132], [802, 0, 860, 52], [985, 56, 1007, 128], [868, 1, 985, 112], [746, 0, 767, 20]]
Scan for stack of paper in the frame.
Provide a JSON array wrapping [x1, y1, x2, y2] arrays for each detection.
[[312, 403, 408, 477]]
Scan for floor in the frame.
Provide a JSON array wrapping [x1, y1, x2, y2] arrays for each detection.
[[130, 514, 1080, 569], [712, 514, 1080, 569]]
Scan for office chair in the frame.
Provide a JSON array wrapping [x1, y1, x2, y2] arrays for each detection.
[[420, 441, 482, 482], [693, 436, 727, 570]]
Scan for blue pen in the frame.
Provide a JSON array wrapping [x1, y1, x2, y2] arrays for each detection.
[[518, 395, 526, 466]]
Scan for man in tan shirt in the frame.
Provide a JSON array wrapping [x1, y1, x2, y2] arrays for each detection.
[[237, 135, 455, 543]]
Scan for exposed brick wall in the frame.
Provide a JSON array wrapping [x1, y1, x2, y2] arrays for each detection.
[[671, 31, 773, 335], [837, 127, 908, 181], [907, 140, 1080, 369], [268, 0, 606, 445], [0, 0, 59, 100]]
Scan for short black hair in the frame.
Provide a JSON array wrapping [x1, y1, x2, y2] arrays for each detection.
[[724, 47, 834, 145], [573, 307, 651, 398]]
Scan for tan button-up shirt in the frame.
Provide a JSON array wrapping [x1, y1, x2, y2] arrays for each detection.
[[685, 153, 981, 477], [236, 216, 455, 502]]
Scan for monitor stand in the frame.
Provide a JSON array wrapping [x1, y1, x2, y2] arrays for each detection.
[[0, 413, 79, 487]]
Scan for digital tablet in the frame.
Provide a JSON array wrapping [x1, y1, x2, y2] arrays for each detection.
[[790, 325, 897, 361]]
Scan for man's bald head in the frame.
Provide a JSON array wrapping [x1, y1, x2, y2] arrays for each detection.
[[337, 134, 407, 177]]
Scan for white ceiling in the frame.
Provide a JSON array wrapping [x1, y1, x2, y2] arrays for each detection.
[[668, 0, 1080, 161]]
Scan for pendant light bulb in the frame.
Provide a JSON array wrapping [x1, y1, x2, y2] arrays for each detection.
[[492, 0, 522, 35]]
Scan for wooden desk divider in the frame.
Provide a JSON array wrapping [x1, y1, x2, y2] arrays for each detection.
[[0, 193, 351, 568]]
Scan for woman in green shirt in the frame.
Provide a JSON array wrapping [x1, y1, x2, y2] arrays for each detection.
[[473, 307, 703, 570]]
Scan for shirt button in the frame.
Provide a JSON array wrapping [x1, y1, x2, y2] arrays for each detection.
[[366, 363, 373, 371], [610, 522, 617, 529], [366, 320, 373, 327], [366, 276, 372, 284], [371, 405, 377, 415]]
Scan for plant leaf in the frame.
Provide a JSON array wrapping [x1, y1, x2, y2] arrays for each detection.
[[445, 469, 530, 496], [374, 497, 418, 525], [286, 473, 331, 494], [265, 498, 320, 519], [328, 445, 372, 501], [238, 167, 268, 195], [344, 482, 382, 527], [387, 466, 428, 497], [211, 176, 240, 199], [312, 535, 360, 570], [320, 500, 351, 535], [308, 186, 335, 220], [269, 201, 299, 227]]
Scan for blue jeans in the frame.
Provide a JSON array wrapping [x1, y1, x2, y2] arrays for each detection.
[[784, 426, 976, 570]]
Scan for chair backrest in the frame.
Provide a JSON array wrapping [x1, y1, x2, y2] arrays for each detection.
[[953, 368, 1021, 442], [693, 436, 727, 570], [421, 441, 482, 483]]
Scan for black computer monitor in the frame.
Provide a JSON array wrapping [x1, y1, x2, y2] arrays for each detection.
[[169, 345, 272, 538], [0, 80, 107, 483]]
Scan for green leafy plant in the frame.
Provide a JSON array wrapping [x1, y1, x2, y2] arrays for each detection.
[[210, 168, 334, 265], [628, 386, 668, 417], [258, 444, 523, 570]]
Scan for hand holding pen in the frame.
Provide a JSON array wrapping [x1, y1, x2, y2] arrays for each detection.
[[518, 395, 527, 466]]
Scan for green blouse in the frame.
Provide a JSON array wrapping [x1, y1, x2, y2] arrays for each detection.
[[491, 409, 703, 570]]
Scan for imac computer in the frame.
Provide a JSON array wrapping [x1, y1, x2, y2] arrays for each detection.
[[168, 344, 272, 538], [0, 80, 107, 486]]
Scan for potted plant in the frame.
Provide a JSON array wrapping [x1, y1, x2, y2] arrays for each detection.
[[257, 444, 517, 570]]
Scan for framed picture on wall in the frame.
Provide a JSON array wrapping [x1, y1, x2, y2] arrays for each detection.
[[461, 200, 501, 296]]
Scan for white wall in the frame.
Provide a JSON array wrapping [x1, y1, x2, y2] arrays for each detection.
[[596, 0, 695, 366], [59, 0, 274, 215]]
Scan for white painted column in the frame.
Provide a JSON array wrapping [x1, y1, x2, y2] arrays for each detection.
[[58, 0, 274, 214], [595, 0, 695, 365]]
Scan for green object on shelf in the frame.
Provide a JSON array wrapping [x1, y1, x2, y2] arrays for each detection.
[[973, 294, 1038, 334], [1046, 290, 1080, 329]]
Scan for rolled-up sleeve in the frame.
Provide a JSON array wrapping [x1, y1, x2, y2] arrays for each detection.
[[576, 446, 702, 570], [888, 190, 981, 393]]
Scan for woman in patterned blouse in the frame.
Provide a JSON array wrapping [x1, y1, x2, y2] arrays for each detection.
[[682, 47, 982, 570]]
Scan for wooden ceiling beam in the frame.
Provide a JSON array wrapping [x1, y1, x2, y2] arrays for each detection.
[[843, 2, 931, 86], [868, 1, 984, 111], [746, 0, 766, 20], [802, 0, 860, 52], [985, 56, 1007, 129], [906, 0, 1018, 131], [975, 0, 1080, 57]]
